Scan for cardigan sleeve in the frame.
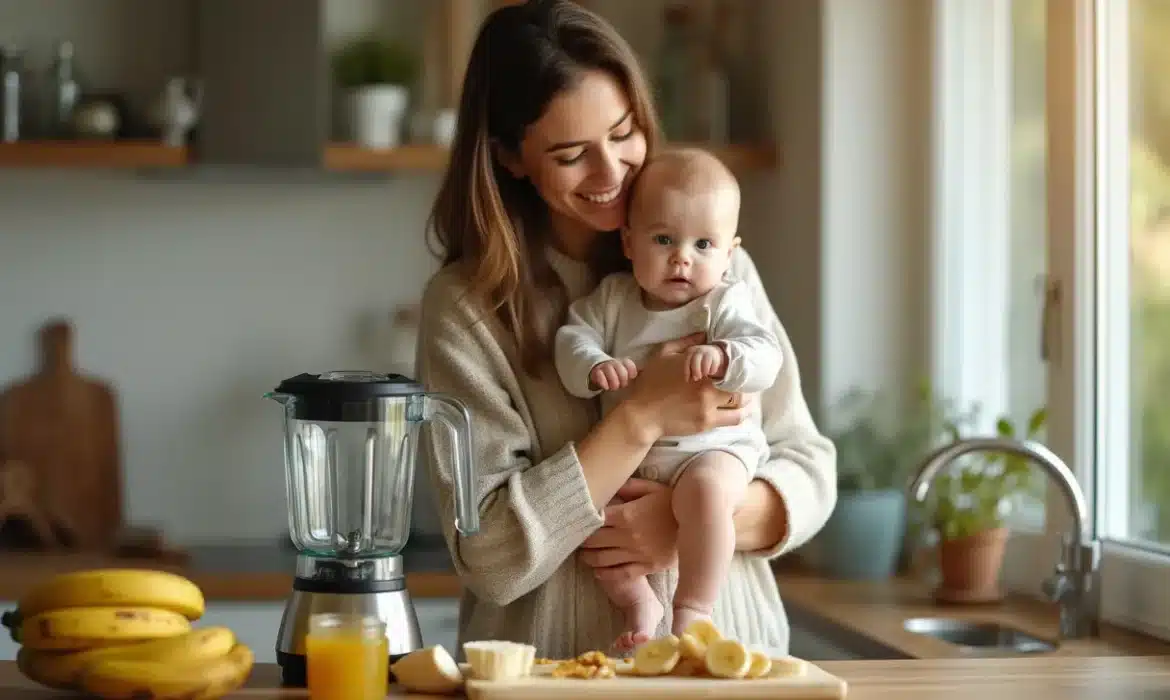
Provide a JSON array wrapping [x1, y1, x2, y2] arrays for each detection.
[[554, 279, 617, 399], [415, 270, 606, 606], [708, 279, 785, 395], [729, 248, 838, 558]]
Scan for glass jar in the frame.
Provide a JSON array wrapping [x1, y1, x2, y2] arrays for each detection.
[[305, 613, 389, 700]]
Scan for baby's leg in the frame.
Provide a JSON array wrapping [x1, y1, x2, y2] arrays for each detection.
[[595, 572, 664, 652], [670, 451, 750, 636]]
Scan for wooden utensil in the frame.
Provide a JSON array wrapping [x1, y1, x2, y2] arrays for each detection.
[[0, 319, 122, 550]]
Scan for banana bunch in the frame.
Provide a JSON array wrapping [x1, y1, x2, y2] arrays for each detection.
[[632, 619, 808, 680], [1, 568, 254, 700]]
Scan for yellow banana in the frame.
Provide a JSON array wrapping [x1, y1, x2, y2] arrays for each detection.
[[19, 606, 191, 651], [79, 643, 254, 700], [16, 627, 237, 690], [17, 569, 205, 621]]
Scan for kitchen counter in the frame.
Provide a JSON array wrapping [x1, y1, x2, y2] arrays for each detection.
[[5, 543, 1170, 662], [0, 536, 462, 602], [775, 566, 1170, 658], [3, 656, 1170, 698]]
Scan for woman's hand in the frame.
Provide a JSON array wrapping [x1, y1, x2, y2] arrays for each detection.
[[579, 479, 679, 582], [620, 333, 746, 444]]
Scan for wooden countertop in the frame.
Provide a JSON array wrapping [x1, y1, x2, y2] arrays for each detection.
[[774, 566, 1170, 658], [4, 543, 1170, 662], [0, 538, 463, 602], [3, 656, 1170, 698]]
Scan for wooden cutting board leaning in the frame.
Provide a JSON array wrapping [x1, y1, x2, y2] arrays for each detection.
[[0, 319, 122, 550]]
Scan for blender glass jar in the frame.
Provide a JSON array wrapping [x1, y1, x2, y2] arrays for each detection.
[[267, 371, 478, 558]]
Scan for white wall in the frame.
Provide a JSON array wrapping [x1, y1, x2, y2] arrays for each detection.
[[0, 172, 441, 542], [819, 0, 932, 408], [0, 0, 936, 544]]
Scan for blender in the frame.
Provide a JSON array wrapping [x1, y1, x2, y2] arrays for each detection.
[[266, 370, 479, 687]]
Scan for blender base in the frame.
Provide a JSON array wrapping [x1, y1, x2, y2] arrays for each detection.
[[274, 555, 424, 687]]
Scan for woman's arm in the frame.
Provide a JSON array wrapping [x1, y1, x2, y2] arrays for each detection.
[[730, 248, 838, 558], [417, 271, 658, 606]]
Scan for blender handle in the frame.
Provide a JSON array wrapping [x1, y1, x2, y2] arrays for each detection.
[[423, 393, 480, 535]]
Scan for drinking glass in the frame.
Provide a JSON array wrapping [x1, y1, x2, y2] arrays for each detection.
[[305, 613, 389, 700]]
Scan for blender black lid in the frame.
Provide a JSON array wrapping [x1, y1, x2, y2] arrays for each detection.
[[274, 371, 425, 401]]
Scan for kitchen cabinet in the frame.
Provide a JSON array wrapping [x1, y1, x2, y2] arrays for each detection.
[[0, 0, 778, 172]]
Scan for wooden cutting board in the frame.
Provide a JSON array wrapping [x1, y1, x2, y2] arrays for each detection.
[[0, 319, 122, 550], [462, 657, 848, 699]]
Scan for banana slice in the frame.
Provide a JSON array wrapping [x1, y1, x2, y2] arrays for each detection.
[[683, 619, 723, 646], [632, 635, 680, 676], [390, 645, 464, 694], [678, 633, 707, 662], [768, 655, 809, 677], [462, 640, 535, 681], [705, 638, 751, 679], [746, 650, 772, 679], [670, 657, 705, 677]]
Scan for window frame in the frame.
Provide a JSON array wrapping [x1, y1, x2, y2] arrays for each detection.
[[929, 0, 1170, 642]]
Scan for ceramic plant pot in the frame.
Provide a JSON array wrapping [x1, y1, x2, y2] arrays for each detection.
[[936, 526, 1010, 603], [813, 489, 907, 580]]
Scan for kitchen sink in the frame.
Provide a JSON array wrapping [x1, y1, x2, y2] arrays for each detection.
[[903, 617, 1058, 654]]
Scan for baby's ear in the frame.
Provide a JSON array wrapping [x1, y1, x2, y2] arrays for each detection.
[[731, 236, 742, 250]]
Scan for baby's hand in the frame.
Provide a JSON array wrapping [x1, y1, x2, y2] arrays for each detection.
[[685, 344, 727, 382], [590, 358, 639, 391]]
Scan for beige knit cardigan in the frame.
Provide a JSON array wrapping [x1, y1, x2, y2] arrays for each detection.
[[415, 245, 837, 659]]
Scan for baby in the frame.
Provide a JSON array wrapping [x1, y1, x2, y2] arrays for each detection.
[[554, 147, 783, 651]]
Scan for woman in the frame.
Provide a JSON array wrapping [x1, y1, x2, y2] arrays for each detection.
[[416, 0, 836, 658]]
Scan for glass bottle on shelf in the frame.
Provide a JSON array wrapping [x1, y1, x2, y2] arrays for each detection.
[[45, 40, 81, 139], [1, 46, 26, 143]]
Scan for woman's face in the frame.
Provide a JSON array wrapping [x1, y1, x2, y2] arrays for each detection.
[[509, 69, 648, 251]]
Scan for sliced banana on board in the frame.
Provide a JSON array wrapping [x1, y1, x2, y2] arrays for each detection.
[[705, 638, 753, 679], [632, 635, 681, 676]]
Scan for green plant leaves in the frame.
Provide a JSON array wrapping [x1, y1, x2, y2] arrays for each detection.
[[826, 380, 1048, 541]]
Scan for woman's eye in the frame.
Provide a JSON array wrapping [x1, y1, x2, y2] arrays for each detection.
[[555, 151, 585, 166], [653, 234, 671, 246], [611, 128, 633, 142]]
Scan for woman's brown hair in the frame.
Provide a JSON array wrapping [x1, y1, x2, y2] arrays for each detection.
[[426, 0, 661, 375]]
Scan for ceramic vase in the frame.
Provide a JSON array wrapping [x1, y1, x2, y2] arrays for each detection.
[[348, 84, 408, 149]]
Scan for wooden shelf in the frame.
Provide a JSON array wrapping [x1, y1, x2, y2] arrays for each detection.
[[0, 141, 189, 169], [324, 143, 450, 171], [324, 142, 779, 174]]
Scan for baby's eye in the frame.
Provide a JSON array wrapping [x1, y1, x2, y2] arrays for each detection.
[[695, 239, 713, 250], [653, 234, 672, 246]]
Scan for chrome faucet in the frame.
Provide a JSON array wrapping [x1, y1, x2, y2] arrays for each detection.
[[907, 437, 1101, 640]]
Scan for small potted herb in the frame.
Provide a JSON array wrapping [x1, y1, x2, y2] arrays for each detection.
[[921, 407, 1048, 602], [332, 36, 418, 149], [813, 382, 975, 579]]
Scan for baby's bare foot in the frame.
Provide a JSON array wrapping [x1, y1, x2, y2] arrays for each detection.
[[671, 602, 713, 638], [614, 596, 665, 652]]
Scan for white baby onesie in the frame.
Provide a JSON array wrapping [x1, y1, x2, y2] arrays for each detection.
[[554, 271, 783, 484]]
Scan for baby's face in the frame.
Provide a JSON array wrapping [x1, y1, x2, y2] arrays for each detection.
[[623, 185, 740, 309]]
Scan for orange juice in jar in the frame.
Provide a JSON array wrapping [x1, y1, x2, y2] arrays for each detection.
[[306, 613, 389, 700]]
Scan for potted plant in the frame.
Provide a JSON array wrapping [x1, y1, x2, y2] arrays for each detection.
[[812, 382, 973, 580], [332, 36, 418, 149], [920, 406, 1048, 602]]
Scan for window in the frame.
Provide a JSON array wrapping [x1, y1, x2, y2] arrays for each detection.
[[933, 0, 1170, 640], [1092, 0, 1170, 637]]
